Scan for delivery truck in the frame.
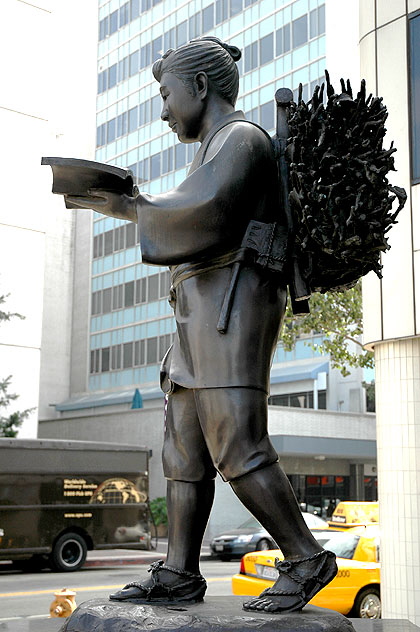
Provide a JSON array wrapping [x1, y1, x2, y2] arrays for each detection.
[[0, 438, 151, 571]]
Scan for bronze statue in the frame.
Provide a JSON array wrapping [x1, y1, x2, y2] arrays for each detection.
[[65, 36, 337, 614]]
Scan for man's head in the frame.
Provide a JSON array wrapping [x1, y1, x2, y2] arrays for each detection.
[[153, 37, 241, 107]]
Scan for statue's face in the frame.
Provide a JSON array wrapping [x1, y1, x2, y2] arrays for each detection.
[[159, 72, 205, 143]]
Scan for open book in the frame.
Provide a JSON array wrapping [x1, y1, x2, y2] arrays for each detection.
[[41, 157, 136, 209]]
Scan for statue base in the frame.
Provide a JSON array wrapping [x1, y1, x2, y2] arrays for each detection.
[[58, 596, 356, 632]]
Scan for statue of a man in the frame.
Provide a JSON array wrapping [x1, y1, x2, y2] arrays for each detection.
[[67, 36, 337, 613]]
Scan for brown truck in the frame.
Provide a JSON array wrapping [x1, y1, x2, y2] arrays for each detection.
[[0, 438, 151, 571]]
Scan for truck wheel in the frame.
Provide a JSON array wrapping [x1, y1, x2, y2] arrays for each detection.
[[51, 533, 87, 572], [353, 587, 381, 618]]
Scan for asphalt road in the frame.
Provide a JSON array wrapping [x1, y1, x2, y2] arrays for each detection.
[[0, 555, 241, 626]]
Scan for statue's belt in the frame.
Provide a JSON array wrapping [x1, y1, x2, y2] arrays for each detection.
[[169, 221, 289, 334], [170, 248, 246, 291]]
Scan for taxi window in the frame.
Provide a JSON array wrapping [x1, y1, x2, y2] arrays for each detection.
[[324, 534, 360, 559]]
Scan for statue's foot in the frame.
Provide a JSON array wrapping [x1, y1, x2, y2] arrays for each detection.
[[109, 560, 207, 605], [243, 549, 337, 614]]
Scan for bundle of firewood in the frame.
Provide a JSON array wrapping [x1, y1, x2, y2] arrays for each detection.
[[286, 71, 406, 293]]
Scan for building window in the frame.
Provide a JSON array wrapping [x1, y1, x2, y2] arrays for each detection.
[[292, 14, 308, 48], [410, 11, 420, 182], [269, 390, 326, 409], [260, 33, 273, 66]]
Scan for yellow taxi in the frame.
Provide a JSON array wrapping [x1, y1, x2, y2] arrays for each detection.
[[232, 525, 381, 619], [329, 501, 379, 529]]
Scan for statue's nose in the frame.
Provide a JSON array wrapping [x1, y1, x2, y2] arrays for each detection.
[[161, 107, 169, 122]]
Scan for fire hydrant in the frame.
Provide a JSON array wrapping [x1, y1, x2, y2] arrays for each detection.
[[49, 588, 77, 618]]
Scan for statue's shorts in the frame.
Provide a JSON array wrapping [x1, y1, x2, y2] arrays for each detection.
[[162, 385, 279, 483]]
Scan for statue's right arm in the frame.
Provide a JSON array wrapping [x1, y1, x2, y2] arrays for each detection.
[[65, 189, 138, 223]]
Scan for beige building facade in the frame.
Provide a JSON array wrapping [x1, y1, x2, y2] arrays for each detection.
[[361, 0, 420, 624]]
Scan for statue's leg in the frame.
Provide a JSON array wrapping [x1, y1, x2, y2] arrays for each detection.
[[195, 387, 337, 614], [110, 386, 215, 604]]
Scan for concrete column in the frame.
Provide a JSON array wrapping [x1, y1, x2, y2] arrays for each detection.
[[375, 338, 420, 623], [349, 463, 365, 500]]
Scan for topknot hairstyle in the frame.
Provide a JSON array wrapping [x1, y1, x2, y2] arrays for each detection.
[[152, 36, 242, 106]]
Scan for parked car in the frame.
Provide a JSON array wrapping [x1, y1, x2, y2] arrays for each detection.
[[210, 513, 332, 561], [231, 525, 381, 619]]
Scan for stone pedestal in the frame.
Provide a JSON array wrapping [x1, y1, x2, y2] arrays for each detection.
[[58, 596, 355, 632]]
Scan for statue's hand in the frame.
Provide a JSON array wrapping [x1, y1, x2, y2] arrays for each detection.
[[65, 189, 138, 222]]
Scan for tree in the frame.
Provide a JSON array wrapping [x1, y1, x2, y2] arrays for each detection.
[[0, 292, 34, 437], [281, 281, 374, 378]]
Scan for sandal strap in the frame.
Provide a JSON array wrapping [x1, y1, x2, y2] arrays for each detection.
[[148, 559, 205, 581], [262, 550, 335, 598]]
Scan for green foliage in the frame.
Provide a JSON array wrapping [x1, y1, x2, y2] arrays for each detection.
[[281, 282, 374, 378], [0, 292, 34, 437], [149, 496, 168, 526]]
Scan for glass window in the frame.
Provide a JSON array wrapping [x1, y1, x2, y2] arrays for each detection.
[[119, 3, 129, 27], [216, 0, 228, 24], [134, 340, 145, 365], [126, 223, 136, 248], [107, 118, 116, 143], [109, 10, 119, 34], [175, 143, 186, 169], [114, 225, 124, 251], [138, 158, 149, 183], [135, 278, 147, 303], [245, 107, 258, 123], [140, 43, 151, 68], [101, 347, 110, 372], [189, 13, 200, 40], [162, 147, 174, 174], [113, 284, 124, 310], [164, 28, 176, 52], [202, 6, 214, 32], [230, 0, 242, 17], [292, 14, 308, 48], [410, 11, 420, 181], [139, 101, 148, 126], [177, 20, 188, 47], [284, 23, 291, 52], [130, 0, 139, 19], [91, 291, 101, 315], [90, 349, 100, 373], [159, 333, 172, 360], [151, 152, 161, 179], [104, 230, 113, 255], [245, 41, 258, 72], [148, 274, 159, 301], [151, 95, 161, 120], [128, 106, 138, 133], [118, 57, 129, 83], [260, 33, 273, 66], [152, 36, 163, 62], [117, 112, 128, 137], [124, 281, 135, 307], [129, 50, 139, 76], [245, 0, 257, 5], [319, 4, 325, 35], [111, 344, 121, 370], [260, 101, 274, 131], [93, 233, 103, 258], [146, 337, 158, 364], [99, 17, 109, 40], [108, 64, 117, 89], [309, 8, 317, 39], [142, 0, 151, 10], [160, 270, 171, 297], [123, 342, 133, 368], [102, 288, 112, 314]]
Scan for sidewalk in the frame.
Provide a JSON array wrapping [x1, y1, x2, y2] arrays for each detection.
[[85, 539, 212, 568]]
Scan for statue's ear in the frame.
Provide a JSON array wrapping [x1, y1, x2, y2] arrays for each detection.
[[194, 72, 208, 100]]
